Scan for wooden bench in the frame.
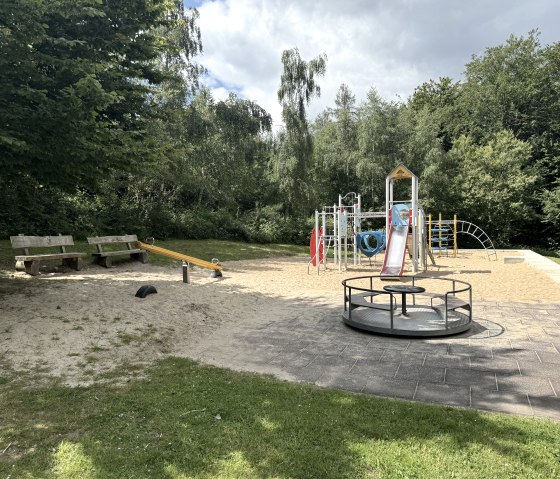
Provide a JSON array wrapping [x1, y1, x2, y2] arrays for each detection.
[[87, 235, 148, 268], [10, 235, 87, 276]]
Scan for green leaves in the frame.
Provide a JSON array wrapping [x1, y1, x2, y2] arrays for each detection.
[[0, 0, 200, 192]]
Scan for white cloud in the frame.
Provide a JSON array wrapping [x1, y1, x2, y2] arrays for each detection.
[[189, 0, 560, 125]]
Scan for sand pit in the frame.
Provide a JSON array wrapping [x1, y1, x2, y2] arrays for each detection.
[[0, 249, 558, 386]]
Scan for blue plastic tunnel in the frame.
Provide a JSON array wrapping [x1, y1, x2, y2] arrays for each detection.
[[355, 231, 386, 257]]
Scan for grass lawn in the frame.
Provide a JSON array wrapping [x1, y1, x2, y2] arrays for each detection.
[[1, 358, 559, 479], [0, 238, 309, 271], [1, 238, 559, 478], [0, 239, 308, 298]]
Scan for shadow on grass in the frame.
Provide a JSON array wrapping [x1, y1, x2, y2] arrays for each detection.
[[1, 357, 559, 479]]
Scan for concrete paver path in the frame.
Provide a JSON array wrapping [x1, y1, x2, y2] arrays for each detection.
[[192, 299, 560, 420]]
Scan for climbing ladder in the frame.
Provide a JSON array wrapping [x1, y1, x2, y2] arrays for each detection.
[[428, 220, 497, 260]]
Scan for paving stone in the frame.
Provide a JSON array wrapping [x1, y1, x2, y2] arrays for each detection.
[[549, 378, 560, 397], [517, 359, 556, 379], [268, 350, 317, 368], [302, 341, 347, 355], [497, 374, 556, 397], [315, 371, 368, 393], [380, 349, 425, 363], [485, 339, 512, 349], [424, 353, 470, 369], [395, 364, 445, 382], [536, 351, 560, 365], [351, 358, 400, 378], [362, 375, 417, 400], [469, 357, 520, 374], [529, 396, 560, 420], [470, 390, 533, 416], [445, 368, 497, 389], [341, 344, 384, 360], [509, 340, 558, 352], [280, 363, 327, 384], [448, 344, 493, 358], [279, 341, 314, 354], [308, 354, 356, 372], [414, 383, 470, 407], [492, 348, 540, 362], [405, 342, 449, 354], [368, 337, 410, 351], [543, 329, 560, 339], [193, 294, 560, 420]]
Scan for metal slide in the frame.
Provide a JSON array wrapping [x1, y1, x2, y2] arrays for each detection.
[[380, 225, 408, 278]]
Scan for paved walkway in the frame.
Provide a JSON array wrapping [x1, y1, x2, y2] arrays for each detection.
[[523, 249, 560, 284], [191, 251, 560, 420], [193, 298, 560, 421]]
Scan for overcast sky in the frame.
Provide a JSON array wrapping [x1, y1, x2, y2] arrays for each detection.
[[185, 0, 559, 126]]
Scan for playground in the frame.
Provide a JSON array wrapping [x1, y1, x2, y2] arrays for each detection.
[[2, 163, 560, 420], [1, 245, 559, 418]]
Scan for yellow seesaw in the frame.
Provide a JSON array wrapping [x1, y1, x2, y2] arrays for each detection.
[[136, 241, 223, 272]]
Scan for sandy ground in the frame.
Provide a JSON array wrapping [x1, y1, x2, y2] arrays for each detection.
[[0, 250, 558, 386]]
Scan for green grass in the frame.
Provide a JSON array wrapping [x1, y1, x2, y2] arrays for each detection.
[[0, 238, 308, 299], [2, 239, 559, 477], [0, 358, 559, 479], [0, 238, 308, 272]]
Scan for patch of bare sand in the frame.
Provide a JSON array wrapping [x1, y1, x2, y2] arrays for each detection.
[[0, 250, 557, 386]]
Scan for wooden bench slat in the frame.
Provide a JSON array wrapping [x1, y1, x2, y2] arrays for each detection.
[[15, 253, 86, 261], [11, 235, 75, 248], [87, 235, 139, 245], [92, 249, 145, 257]]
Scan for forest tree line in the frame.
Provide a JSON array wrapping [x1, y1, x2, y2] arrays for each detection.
[[1, 1, 558, 249]]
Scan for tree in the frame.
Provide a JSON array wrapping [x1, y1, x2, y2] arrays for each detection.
[[451, 131, 537, 244], [272, 48, 327, 215], [312, 83, 359, 203], [409, 77, 462, 151], [0, 0, 199, 192]]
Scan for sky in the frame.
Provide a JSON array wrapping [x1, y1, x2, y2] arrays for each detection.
[[185, 0, 560, 127]]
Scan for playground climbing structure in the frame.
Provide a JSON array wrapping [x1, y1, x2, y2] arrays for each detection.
[[427, 216, 497, 260], [309, 163, 497, 275], [309, 193, 386, 274]]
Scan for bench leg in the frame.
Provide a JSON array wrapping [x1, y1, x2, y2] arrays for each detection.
[[131, 251, 149, 264], [62, 257, 83, 271], [97, 256, 112, 268], [24, 261, 40, 276], [15, 260, 26, 272]]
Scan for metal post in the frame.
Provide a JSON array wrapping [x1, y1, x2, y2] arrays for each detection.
[[333, 204, 338, 268], [182, 261, 190, 284], [454, 214, 458, 257], [411, 176, 418, 273], [385, 176, 391, 234], [428, 214, 432, 257], [315, 210, 320, 275], [321, 209, 327, 268], [438, 212, 443, 257]]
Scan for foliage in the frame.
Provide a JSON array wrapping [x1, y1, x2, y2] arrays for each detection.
[[451, 131, 537, 244], [271, 48, 327, 215], [0, 0, 196, 192], [541, 186, 560, 229], [0, 9, 558, 249]]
